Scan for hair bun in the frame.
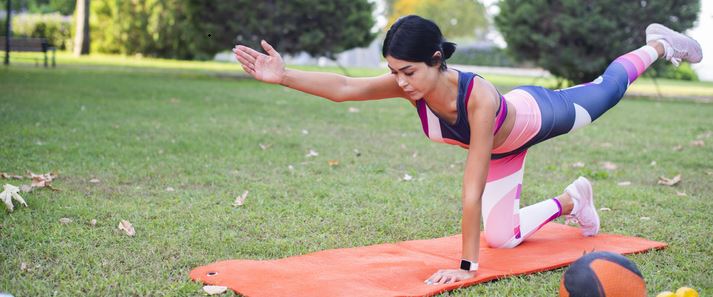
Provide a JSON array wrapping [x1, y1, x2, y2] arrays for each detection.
[[441, 42, 456, 60]]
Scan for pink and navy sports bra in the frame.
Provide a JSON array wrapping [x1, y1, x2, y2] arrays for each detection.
[[415, 71, 507, 149]]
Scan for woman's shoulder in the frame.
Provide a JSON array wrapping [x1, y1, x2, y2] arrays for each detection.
[[465, 75, 499, 113]]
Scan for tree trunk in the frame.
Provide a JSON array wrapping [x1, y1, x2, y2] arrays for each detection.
[[73, 0, 90, 57], [4, 0, 11, 65]]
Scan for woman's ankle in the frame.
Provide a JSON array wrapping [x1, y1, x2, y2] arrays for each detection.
[[555, 193, 575, 215], [647, 41, 666, 58]]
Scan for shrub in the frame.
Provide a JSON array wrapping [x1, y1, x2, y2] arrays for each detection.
[[645, 63, 699, 81], [11, 12, 72, 50], [448, 44, 516, 67], [91, 0, 376, 60]]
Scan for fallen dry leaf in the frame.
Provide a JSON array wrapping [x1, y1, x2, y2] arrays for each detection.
[[118, 220, 136, 236], [599, 207, 611, 211], [234, 191, 248, 206], [258, 143, 271, 150], [1, 172, 24, 179], [697, 131, 712, 139], [600, 142, 613, 148], [59, 218, 72, 224], [572, 162, 585, 168], [30, 172, 56, 188], [672, 145, 684, 151], [19, 185, 32, 193], [327, 160, 339, 167], [89, 178, 100, 184], [305, 149, 319, 157], [617, 181, 631, 186], [601, 161, 618, 170], [690, 140, 705, 147], [203, 285, 228, 295], [1, 184, 28, 212], [676, 191, 687, 197], [658, 174, 681, 186]]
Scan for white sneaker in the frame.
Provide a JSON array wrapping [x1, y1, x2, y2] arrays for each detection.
[[564, 176, 600, 237], [646, 23, 703, 67]]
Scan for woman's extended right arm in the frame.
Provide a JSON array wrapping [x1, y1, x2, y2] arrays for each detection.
[[234, 40, 407, 103]]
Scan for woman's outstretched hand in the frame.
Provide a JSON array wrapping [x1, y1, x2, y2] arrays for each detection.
[[233, 40, 285, 84], [424, 269, 475, 285]]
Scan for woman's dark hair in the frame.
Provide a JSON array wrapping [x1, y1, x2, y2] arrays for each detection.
[[382, 15, 456, 71]]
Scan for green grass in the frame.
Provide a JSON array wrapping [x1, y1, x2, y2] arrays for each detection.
[[6, 50, 713, 99], [1, 55, 712, 296]]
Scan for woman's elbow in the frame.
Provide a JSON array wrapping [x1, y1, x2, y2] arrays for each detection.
[[331, 95, 350, 103], [462, 195, 482, 210]]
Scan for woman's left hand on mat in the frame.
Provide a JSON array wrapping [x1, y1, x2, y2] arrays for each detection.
[[424, 269, 475, 285]]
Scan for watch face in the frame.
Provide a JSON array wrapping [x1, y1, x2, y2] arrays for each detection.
[[460, 260, 470, 271]]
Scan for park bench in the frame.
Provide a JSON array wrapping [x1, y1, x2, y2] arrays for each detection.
[[1, 36, 56, 67]]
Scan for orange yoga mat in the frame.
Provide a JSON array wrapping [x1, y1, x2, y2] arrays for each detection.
[[190, 223, 666, 297]]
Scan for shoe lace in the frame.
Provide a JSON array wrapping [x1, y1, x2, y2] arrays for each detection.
[[565, 214, 579, 226], [670, 43, 689, 67], [567, 211, 597, 228]]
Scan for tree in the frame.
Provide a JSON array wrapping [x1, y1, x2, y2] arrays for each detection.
[[90, 0, 376, 61], [387, 0, 487, 38], [72, 0, 88, 56], [495, 0, 700, 84], [189, 1, 376, 60]]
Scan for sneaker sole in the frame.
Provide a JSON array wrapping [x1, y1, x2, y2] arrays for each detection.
[[577, 177, 600, 236]]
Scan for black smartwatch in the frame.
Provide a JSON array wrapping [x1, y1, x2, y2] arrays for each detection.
[[460, 259, 479, 272]]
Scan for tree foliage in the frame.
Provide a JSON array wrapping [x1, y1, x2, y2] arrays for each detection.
[[90, 0, 376, 60], [2, 0, 75, 15], [91, 0, 190, 58], [495, 0, 700, 84], [388, 0, 487, 38], [10, 13, 72, 49]]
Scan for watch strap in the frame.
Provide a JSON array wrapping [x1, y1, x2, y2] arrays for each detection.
[[460, 259, 479, 271]]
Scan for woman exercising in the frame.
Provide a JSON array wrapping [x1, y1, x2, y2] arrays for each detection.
[[233, 15, 702, 286]]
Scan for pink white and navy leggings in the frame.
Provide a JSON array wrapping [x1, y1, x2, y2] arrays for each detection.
[[483, 45, 659, 248]]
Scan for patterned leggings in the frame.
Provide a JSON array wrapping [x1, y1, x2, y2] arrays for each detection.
[[482, 45, 659, 248]]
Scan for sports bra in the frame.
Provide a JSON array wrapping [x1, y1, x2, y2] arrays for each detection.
[[415, 71, 507, 149]]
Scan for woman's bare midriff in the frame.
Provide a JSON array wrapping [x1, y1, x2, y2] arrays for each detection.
[[492, 99, 516, 150]]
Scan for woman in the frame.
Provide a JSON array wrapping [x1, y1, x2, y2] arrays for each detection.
[[233, 15, 702, 286]]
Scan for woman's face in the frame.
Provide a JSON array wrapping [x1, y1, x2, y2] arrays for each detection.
[[385, 55, 441, 100]]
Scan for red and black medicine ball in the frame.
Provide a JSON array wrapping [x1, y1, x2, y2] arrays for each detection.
[[559, 251, 646, 297]]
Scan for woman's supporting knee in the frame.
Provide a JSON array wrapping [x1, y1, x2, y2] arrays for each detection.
[[484, 230, 519, 249]]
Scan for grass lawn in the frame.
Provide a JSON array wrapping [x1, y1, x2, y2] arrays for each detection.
[[1, 55, 712, 296]]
